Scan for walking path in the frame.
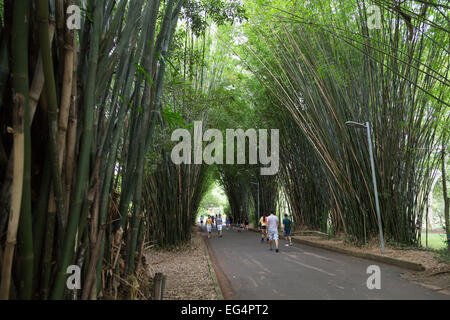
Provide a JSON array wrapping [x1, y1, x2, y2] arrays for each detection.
[[204, 226, 449, 300]]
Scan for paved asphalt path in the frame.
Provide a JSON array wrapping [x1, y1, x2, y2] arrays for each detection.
[[203, 225, 449, 300]]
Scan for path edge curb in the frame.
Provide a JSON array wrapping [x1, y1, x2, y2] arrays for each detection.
[[248, 228, 425, 272], [201, 233, 226, 300]]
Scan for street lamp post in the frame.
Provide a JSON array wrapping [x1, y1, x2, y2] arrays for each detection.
[[251, 182, 260, 224], [345, 121, 385, 254]]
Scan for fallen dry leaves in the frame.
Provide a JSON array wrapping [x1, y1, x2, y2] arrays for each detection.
[[143, 231, 218, 300], [294, 235, 447, 270]]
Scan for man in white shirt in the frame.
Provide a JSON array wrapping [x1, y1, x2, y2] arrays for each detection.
[[267, 210, 279, 253], [216, 214, 223, 238]]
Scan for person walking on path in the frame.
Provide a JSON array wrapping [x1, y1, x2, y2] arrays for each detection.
[[259, 214, 268, 242], [267, 210, 279, 252], [211, 215, 215, 229], [206, 216, 212, 239], [244, 216, 249, 230], [282, 214, 293, 246], [217, 214, 223, 238], [226, 216, 230, 230]]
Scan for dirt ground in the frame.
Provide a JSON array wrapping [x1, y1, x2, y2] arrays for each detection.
[[143, 230, 218, 300], [292, 234, 450, 295]]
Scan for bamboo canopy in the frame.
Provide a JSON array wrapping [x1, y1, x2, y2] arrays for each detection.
[[0, 0, 448, 300]]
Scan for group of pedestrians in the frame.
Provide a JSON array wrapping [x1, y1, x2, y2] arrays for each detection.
[[202, 213, 252, 238], [202, 210, 293, 250], [259, 211, 293, 253], [203, 214, 224, 239], [235, 216, 249, 232]]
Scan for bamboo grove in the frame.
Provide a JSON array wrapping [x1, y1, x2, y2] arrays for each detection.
[[0, 0, 246, 300], [0, 0, 449, 301], [242, 0, 449, 245]]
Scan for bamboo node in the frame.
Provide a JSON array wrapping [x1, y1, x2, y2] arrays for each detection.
[[13, 94, 25, 128], [64, 44, 74, 51]]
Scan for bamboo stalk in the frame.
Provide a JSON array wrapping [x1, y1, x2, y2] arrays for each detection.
[[0, 22, 9, 110], [37, 0, 66, 238], [57, 0, 75, 171], [65, 35, 78, 220], [0, 0, 29, 300], [0, 94, 25, 300], [40, 196, 56, 300], [32, 152, 51, 295], [13, 0, 33, 300], [442, 132, 449, 251], [55, 0, 65, 73], [29, 24, 55, 123], [51, 0, 103, 300], [81, 226, 104, 300]]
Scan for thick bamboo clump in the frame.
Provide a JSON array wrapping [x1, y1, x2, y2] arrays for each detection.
[[0, 0, 247, 300], [246, 0, 448, 245]]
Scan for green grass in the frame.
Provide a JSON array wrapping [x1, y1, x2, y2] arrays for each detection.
[[421, 233, 447, 249]]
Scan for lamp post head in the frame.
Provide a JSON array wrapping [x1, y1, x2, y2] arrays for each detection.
[[345, 121, 367, 129]]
